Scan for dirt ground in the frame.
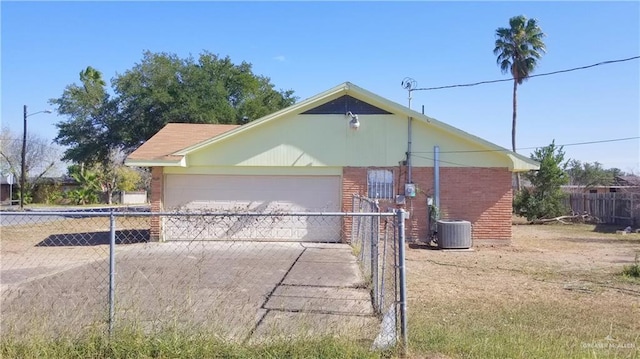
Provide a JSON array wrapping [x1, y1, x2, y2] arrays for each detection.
[[408, 223, 640, 300], [406, 222, 640, 357]]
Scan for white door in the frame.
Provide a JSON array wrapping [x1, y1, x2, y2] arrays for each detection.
[[163, 175, 341, 242]]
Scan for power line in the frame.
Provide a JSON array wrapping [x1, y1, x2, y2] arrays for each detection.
[[413, 136, 640, 154], [518, 137, 640, 151], [411, 153, 471, 167], [410, 56, 640, 91], [411, 137, 640, 167]]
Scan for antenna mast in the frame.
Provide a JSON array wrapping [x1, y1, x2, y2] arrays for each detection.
[[401, 77, 417, 109]]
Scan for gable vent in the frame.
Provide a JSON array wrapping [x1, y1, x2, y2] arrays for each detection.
[[301, 95, 392, 115]]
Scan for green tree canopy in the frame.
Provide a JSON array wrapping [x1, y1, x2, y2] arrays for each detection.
[[566, 160, 615, 188], [50, 51, 296, 163], [514, 141, 569, 220], [50, 51, 297, 162], [50, 66, 119, 164]]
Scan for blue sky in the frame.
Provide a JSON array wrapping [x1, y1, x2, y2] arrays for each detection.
[[2, 1, 639, 172]]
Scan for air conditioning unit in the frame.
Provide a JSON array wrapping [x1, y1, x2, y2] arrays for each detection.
[[437, 219, 472, 249]]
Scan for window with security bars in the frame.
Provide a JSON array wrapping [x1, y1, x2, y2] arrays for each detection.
[[368, 169, 394, 199]]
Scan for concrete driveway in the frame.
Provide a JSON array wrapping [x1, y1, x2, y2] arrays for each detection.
[[1, 240, 378, 342]]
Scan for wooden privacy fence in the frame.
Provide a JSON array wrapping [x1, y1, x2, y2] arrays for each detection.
[[563, 193, 640, 225]]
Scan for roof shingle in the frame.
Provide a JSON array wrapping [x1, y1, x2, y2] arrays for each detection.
[[127, 123, 239, 161]]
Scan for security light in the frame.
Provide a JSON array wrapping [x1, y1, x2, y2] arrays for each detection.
[[346, 111, 360, 129]]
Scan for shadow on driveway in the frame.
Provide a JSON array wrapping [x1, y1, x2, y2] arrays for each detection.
[[36, 230, 149, 247]]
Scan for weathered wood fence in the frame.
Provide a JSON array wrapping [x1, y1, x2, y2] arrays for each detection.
[[563, 193, 640, 225]]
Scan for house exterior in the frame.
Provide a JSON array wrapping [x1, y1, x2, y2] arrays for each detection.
[[563, 185, 635, 194], [562, 175, 640, 194], [614, 175, 640, 190], [32, 176, 80, 202], [1, 175, 79, 205], [126, 82, 538, 244], [0, 174, 15, 204]]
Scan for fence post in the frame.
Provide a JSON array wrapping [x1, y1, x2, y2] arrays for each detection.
[[632, 196, 637, 226], [351, 195, 357, 243], [371, 213, 379, 313], [380, 219, 388, 313], [397, 209, 408, 353], [108, 209, 116, 336]]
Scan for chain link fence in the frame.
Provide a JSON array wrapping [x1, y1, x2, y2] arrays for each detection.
[[351, 195, 407, 350], [1, 207, 406, 350]]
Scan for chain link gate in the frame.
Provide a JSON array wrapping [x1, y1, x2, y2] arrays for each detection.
[[1, 207, 407, 351], [352, 195, 408, 350]]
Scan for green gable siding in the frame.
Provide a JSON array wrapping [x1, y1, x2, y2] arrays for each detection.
[[185, 113, 511, 169], [126, 82, 537, 172]]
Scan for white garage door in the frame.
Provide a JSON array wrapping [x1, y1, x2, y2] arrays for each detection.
[[164, 175, 341, 242]]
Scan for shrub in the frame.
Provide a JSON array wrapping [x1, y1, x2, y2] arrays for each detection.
[[622, 254, 640, 278], [513, 141, 569, 221]]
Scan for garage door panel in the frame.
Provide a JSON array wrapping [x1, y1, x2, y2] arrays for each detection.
[[164, 175, 341, 242], [163, 216, 340, 242], [166, 175, 339, 211]]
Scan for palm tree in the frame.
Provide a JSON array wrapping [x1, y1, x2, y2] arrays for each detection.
[[79, 66, 107, 106], [494, 15, 546, 190]]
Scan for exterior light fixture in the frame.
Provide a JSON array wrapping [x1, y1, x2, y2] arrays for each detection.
[[346, 111, 360, 129]]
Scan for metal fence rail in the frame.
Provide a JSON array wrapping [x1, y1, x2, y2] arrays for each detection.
[[1, 209, 406, 351]]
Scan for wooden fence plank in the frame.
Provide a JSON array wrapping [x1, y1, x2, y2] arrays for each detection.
[[562, 192, 639, 225]]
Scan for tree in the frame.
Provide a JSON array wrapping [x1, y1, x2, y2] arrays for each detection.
[[51, 52, 297, 160], [566, 160, 614, 190], [67, 165, 101, 205], [514, 141, 569, 220], [605, 167, 626, 181], [0, 127, 63, 202], [117, 166, 143, 192], [112, 51, 297, 150], [65, 150, 145, 205], [94, 149, 141, 204], [50, 66, 119, 165], [494, 15, 546, 190]]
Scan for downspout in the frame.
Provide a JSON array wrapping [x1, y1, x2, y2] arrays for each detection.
[[406, 90, 413, 185], [407, 117, 412, 184], [434, 146, 440, 211]]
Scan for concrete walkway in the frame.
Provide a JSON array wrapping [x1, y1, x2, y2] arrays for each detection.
[[2, 241, 379, 342], [251, 243, 378, 341]]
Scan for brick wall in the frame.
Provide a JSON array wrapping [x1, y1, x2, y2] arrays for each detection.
[[342, 166, 513, 242], [342, 167, 367, 243], [438, 167, 512, 241], [150, 167, 164, 241], [151, 166, 511, 243]]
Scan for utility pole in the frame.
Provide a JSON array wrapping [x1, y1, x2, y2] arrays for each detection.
[[20, 105, 27, 210]]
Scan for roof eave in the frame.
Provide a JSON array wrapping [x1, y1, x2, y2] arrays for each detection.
[[167, 81, 542, 172], [508, 154, 540, 172], [125, 157, 186, 167]]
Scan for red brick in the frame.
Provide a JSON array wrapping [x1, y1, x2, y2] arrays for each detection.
[[341, 166, 512, 242], [150, 167, 164, 241], [152, 166, 512, 244]]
